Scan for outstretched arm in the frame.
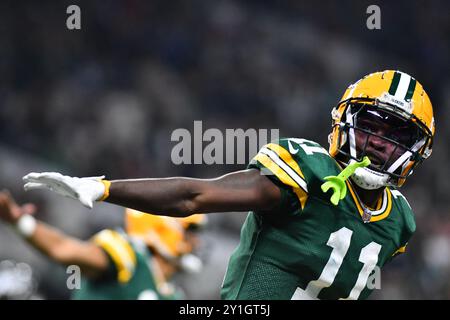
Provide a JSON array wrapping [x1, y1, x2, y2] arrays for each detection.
[[107, 169, 281, 216], [24, 169, 281, 216], [27, 222, 109, 278], [0, 191, 109, 279]]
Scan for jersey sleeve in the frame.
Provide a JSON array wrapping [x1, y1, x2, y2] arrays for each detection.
[[91, 229, 138, 284], [248, 139, 309, 210], [388, 190, 416, 261], [391, 243, 408, 258]]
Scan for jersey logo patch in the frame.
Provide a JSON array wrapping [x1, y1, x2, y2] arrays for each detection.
[[288, 140, 299, 154]]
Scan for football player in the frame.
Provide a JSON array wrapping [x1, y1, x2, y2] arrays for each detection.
[[0, 191, 206, 299], [22, 70, 434, 299]]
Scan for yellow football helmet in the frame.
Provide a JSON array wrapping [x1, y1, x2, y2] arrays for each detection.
[[328, 70, 434, 189], [125, 209, 206, 262]]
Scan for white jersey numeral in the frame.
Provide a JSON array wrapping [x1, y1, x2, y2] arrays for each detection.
[[292, 227, 382, 300], [341, 242, 381, 300], [288, 138, 329, 155]]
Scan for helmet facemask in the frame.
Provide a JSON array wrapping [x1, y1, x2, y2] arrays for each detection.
[[331, 99, 433, 189]]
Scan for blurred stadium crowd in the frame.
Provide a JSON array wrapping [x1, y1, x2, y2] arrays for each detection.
[[0, 1, 449, 299]]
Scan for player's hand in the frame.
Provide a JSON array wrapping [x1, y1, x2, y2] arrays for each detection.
[[0, 190, 36, 224], [23, 172, 106, 209]]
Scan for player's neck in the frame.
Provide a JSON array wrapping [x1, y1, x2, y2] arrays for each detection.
[[352, 183, 384, 209]]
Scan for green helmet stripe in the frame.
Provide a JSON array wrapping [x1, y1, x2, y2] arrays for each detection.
[[388, 71, 401, 95], [404, 78, 416, 101]]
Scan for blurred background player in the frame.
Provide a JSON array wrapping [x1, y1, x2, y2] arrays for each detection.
[[0, 190, 206, 300]]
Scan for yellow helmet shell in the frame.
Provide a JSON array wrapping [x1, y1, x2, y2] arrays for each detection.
[[125, 209, 204, 258], [340, 70, 434, 132]]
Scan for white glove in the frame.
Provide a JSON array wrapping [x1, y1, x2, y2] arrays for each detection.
[[23, 172, 107, 209]]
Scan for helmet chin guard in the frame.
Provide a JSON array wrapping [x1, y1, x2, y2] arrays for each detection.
[[349, 159, 390, 190]]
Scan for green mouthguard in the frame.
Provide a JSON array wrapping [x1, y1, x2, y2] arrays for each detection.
[[321, 156, 371, 206]]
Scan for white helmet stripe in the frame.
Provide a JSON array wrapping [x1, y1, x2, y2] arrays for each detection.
[[394, 72, 411, 100]]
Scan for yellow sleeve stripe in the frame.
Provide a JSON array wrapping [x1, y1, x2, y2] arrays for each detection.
[[253, 153, 308, 209], [259, 145, 308, 193], [293, 188, 308, 210], [265, 143, 306, 180], [93, 230, 137, 283], [254, 153, 301, 189], [392, 244, 407, 256]]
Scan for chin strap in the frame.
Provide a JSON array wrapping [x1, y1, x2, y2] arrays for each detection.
[[321, 156, 371, 206]]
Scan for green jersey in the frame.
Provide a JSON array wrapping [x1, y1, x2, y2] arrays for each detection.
[[221, 138, 415, 300], [73, 229, 178, 300]]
